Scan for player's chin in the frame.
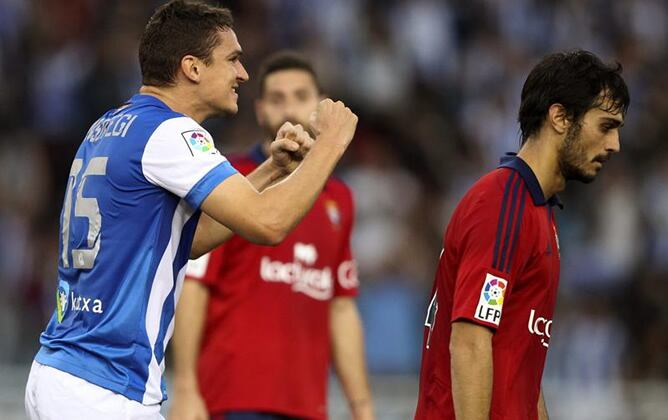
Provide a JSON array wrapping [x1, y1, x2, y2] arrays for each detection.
[[565, 164, 598, 184], [221, 102, 239, 115], [577, 167, 599, 184]]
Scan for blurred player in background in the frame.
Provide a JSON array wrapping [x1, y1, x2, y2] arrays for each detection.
[[414, 50, 629, 420], [169, 51, 374, 420], [25, 1, 358, 419]]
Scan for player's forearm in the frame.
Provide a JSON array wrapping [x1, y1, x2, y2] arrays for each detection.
[[253, 139, 345, 240], [200, 100, 355, 246], [538, 388, 549, 420], [330, 298, 374, 420], [172, 281, 209, 391], [245, 157, 289, 192], [190, 159, 287, 259], [450, 323, 493, 420]]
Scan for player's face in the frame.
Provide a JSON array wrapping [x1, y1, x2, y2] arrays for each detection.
[[256, 69, 320, 138], [199, 29, 249, 116], [558, 103, 623, 183]]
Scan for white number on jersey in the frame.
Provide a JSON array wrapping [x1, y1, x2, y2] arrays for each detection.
[[61, 157, 108, 269]]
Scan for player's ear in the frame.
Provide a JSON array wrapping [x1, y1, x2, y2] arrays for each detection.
[[548, 103, 569, 135], [180, 55, 202, 84]]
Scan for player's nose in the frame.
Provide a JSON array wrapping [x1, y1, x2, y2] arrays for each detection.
[[606, 130, 621, 154], [236, 61, 249, 83]]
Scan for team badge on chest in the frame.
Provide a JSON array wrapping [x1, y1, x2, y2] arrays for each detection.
[[325, 200, 341, 227]]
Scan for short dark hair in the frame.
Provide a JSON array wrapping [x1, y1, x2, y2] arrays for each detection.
[[139, 0, 234, 87], [257, 51, 321, 95], [518, 50, 630, 143]]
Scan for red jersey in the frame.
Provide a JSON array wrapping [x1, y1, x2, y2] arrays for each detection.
[[185, 144, 359, 420], [415, 154, 562, 420]]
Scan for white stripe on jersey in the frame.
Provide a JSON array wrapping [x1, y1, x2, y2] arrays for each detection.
[[185, 253, 211, 279], [142, 199, 194, 404], [172, 263, 187, 318], [157, 263, 187, 386], [142, 117, 227, 198]]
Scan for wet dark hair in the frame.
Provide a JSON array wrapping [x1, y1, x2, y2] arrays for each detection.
[[257, 50, 321, 95], [139, 0, 234, 87], [518, 50, 630, 143]]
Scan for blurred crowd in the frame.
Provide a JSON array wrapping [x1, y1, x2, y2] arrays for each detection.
[[1, 0, 667, 404]]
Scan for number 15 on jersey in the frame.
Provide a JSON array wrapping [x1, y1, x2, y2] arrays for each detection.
[[61, 157, 108, 270]]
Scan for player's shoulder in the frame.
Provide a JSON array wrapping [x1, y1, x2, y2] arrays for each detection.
[[80, 99, 186, 155], [116, 94, 211, 148], [324, 176, 354, 206], [454, 167, 516, 219], [146, 114, 208, 143], [468, 167, 515, 200], [325, 175, 352, 196]]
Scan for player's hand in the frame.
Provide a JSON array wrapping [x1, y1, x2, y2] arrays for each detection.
[[271, 122, 314, 174], [309, 98, 358, 150], [168, 389, 209, 420]]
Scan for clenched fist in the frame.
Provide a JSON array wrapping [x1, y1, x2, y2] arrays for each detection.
[[271, 122, 315, 174], [309, 99, 358, 150]]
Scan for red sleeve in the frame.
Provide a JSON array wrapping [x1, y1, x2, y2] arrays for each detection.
[[333, 183, 359, 298], [185, 245, 226, 288], [450, 172, 531, 330]]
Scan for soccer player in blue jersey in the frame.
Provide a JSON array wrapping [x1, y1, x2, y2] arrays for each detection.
[[24, 1, 358, 419]]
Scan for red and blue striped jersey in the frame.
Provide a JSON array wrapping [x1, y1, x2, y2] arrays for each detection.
[[415, 154, 561, 420]]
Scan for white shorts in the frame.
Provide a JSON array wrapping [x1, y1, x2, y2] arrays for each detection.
[[25, 361, 164, 420]]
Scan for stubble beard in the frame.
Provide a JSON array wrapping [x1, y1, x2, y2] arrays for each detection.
[[557, 122, 596, 184]]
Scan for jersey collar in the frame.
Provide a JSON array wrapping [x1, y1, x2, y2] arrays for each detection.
[[128, 94, 171, 110], [498, 153, 563, 208]]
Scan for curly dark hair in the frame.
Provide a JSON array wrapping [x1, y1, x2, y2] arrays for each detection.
[[518, 50, 630, 144]]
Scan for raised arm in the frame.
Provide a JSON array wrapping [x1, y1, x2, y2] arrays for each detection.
[[191, 136, 312, 258], [195, 99, 357, 253]]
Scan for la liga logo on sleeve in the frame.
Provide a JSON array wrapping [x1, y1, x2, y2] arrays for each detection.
[[181, 130, 218, 156], [474, 273, 508, 326]]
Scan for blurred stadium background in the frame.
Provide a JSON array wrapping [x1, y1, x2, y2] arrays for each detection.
[[1, 0, 667, 419]]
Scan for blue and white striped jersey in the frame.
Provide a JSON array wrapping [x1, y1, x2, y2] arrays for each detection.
[[35, 94, 238, 404]]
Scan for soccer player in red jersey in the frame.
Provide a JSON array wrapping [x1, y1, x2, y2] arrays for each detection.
[[414, 50, 630, 420], [169, 51, 374, 420]]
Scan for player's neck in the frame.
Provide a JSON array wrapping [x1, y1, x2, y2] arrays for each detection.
[[138, 85, 209, 124], [517, 136, 566, 199]]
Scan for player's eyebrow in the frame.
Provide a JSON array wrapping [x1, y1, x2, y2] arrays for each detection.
[[227, 49, 243, 60], [601, 117, 624, 128]]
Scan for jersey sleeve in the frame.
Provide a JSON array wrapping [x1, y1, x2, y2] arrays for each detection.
[[141, 117, 238, 210], [185, 246, 226, 287], [450, 174, 531, 330], [333, 185, 359, 298]]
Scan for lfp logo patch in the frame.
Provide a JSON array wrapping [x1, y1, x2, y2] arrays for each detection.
[[483, 277, 506, 305], [181, 130, 217, 155], [56, 280, 70, 323], [474, 273, 508, 326]]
